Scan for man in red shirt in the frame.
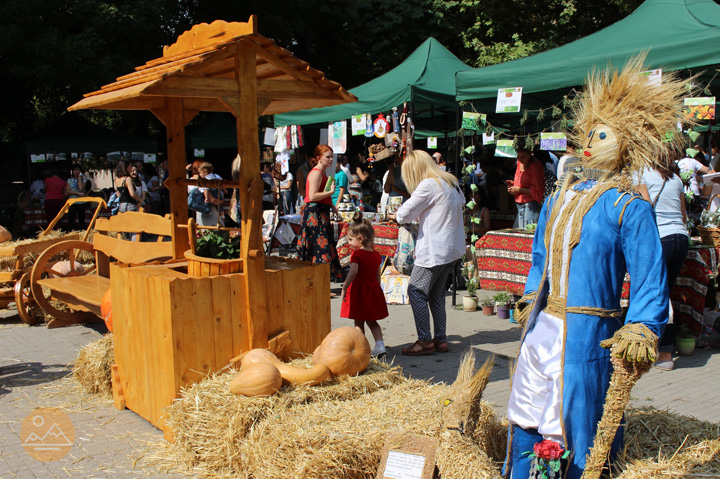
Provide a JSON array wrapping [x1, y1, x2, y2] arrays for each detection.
[[507, 148, 544, 228]]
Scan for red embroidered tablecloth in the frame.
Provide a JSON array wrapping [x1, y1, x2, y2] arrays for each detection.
[[476, 230, 717, 338], [336, 222, 399, 266], [475, 229, 535, 296]]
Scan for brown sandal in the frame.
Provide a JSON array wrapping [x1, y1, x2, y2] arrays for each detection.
[[402, 340, 435, 356], [434, 342, 449, 353]]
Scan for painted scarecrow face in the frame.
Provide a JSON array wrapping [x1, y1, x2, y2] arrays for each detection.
[[582, 123, 619, 164]]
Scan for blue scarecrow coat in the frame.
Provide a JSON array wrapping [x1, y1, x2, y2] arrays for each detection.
[[507, 182, 669, 479]]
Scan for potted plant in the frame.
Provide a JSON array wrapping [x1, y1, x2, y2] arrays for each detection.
[[463, 278, 479, 312], [185, 229, 244, 277], [676, 319, 696, 356], [480, 297, 495, 316], [494, 292, 513, 320]]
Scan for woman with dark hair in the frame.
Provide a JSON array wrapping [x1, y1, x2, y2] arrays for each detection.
[[637, 161, 688, 371], [114, 161, 144, 213], [297, 145, 341, 280]]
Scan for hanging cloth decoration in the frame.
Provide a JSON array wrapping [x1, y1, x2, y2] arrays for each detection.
[[364, 113, 374, 138], [290, 125, 299, 149], [374, 113, 389, 138], [296, 125, 304, 148]]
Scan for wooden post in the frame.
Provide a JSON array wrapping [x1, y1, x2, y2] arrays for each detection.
[[234, 39, 268, 349], [163, 98, 190, 258]]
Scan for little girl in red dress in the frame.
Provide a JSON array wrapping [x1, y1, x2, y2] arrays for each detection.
[[340, 212, 389, 357]]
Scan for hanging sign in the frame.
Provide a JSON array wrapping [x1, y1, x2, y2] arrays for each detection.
[[496, 87, 523, 113], [329, 121, 347, 153], [638, 69, 662, 86], [482, 132, 495, 145], [539, 132, 567, 151], [684, 97, 715, 120], [494, 139, 517, 158], [263, 127, 276, 146], [461, 112, 486, 131], [351, 115, 366, 136], [194, 149, 205, 158], [30, 154, 46, 163], [427, 137, 438, 149], [144, 153, 157, 163]]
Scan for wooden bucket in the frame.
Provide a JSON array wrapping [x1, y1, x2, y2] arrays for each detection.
[[184, 251, 243, 277]]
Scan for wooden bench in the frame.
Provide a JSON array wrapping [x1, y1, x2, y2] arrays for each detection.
[[30, 211, 174, 328]]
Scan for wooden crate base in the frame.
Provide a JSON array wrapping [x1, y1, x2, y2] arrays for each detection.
[[110, 257, 330, 436]]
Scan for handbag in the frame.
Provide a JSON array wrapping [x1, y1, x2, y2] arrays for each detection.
[[188, 188, 211, 214], [392, 223, 419, 275]]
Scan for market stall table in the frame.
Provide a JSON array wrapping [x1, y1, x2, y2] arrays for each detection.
[[336, 222, 399, 267], [475, 229, 717, 338]]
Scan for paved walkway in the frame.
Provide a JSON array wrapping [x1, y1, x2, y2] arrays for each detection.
[[1, 287, 718, 477]]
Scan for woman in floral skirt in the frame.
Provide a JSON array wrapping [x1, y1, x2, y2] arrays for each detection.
[[297, 145, 342, 280]]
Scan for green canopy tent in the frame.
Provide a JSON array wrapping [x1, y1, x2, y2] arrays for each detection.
[[456, 0, 720, 113], [275, 37, 472, 133]]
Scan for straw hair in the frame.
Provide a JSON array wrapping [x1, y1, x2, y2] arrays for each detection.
[[401, 149, 459, 193], [570, 53, 693, 177]]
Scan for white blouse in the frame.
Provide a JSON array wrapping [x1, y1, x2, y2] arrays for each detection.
[[396, 177, 465, 268]]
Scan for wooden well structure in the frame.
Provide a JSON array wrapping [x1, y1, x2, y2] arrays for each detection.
[[68, 17, 356, 437]]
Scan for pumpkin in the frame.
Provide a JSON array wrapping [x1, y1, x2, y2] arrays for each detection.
[[314, 326, 371, 376], [230, 363, 282, 396], [242, 348, 329, 386], [276, 363, 330, 386], [241, 348, 281, 368], [49, 260, 85, 277], [0, 225, 11, 243], [101, 289, 113, 333]]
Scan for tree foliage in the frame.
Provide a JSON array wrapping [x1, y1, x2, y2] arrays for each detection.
[[0, 0, 655, 144]]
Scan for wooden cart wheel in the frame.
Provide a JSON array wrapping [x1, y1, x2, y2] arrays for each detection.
[[30, 240, 98, 324], [14, 272, 41, 325]]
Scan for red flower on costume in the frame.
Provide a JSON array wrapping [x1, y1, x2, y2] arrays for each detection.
[[533, 440, 565, 460], [317, 235, 328, 248]]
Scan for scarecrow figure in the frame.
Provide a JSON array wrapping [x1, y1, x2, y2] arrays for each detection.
[[504, 55, 692, 479]]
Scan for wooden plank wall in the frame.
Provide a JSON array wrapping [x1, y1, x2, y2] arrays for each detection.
[[264, 258, 331, 355]]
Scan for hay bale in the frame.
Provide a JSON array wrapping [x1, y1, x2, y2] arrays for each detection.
[[0, 230, 81, 273], [240, 380, 447, 479], [613, 407, 720, 478], [72, 334, 114, 395], [164, 358, 405, 476]]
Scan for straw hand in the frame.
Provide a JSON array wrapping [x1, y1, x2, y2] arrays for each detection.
[[600, 323, 658, 363]]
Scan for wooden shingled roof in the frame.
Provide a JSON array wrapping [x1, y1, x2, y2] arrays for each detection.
[[68, 16, 357, 116]]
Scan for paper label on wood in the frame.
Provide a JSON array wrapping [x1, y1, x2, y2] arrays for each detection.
[[383, 451, 425, 479]]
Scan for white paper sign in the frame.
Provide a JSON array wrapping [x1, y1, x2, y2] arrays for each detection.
[[351, 115, 366, 136], [264, 127, 276, 146], [30, 154, 46, 163], [383, 450, 425, 479], [496, 87, 523, 113], [427, 137, 437, 149], [194, 149, 205, 158], [144, 153, 157, 163], [639, 69, 662, 86], [482, 132, 495, 145], [329, 121, 347, 153]]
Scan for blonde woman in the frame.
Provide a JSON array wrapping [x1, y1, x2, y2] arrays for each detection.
[[388, 150, 465, 355]]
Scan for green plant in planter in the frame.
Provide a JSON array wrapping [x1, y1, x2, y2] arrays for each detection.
[[676, 318, 696, 339], [466, 277, 478, 297], [195, 230, 241, 260], [480, 298, 494, 307], [493, 291, 513, 306]]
